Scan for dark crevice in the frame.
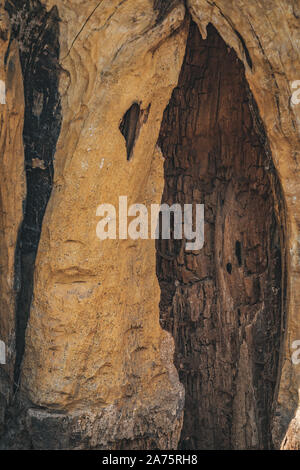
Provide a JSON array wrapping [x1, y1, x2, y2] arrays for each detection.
[[157, 21, 284, 450], [153, 0, 181, 25], [5, 1, 62, 389], [120, 103, 141, 161], [235, 241, 242, 267], [233, 28, 253, 70]]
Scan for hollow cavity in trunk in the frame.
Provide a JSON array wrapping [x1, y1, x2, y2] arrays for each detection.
[[157, 21, 284, 450]]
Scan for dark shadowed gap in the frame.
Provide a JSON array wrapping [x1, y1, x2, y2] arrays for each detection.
[[235, 241, 242, 267], [5, 1, 62, 389], [157, 20, 285, 450], [153, 0, 180, 25], [120, 103, 141, 161]]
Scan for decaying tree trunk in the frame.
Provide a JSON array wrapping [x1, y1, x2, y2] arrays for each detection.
[[158, 20, 284, 450], [0, 0, 299, 450]]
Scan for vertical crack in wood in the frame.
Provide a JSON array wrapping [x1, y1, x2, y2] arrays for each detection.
[[157, 21, 284, 450]]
